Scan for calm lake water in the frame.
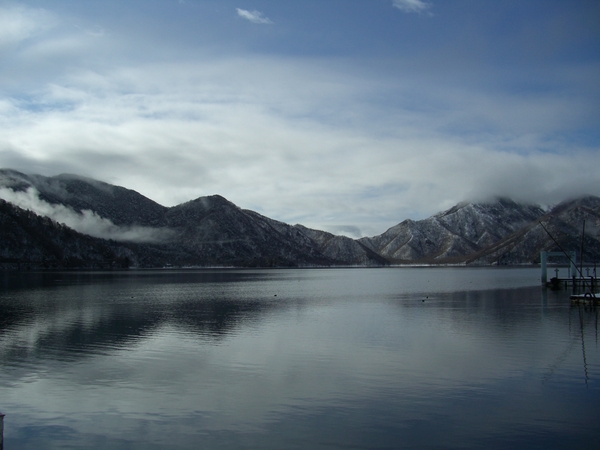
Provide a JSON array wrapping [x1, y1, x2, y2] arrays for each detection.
[[0, 267, 598, 449]]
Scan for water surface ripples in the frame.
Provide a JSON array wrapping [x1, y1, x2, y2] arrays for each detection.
[[0, 268, 598, 449]]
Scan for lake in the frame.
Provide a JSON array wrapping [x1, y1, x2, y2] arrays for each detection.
[[0, 267, 598, 449]]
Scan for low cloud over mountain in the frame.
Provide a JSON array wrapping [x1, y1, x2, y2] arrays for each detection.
[[0, 186, 173, 243]]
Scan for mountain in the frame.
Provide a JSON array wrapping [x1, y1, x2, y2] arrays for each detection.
[[0, 199, 136, 269], [359, 199, 546, 264], [359, 196, 600, 266], [0, 169, 385, 268], [466, 196, 600, 265], [293, 224, 389, 266], [162, 195, 336, 267], [0, 169, 167, 227], [1, 168, 599, 268]]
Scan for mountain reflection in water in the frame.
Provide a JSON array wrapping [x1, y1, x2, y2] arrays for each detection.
[[0, 268, 598, 450]]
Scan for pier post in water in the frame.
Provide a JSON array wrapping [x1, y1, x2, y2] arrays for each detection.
[[541, 251, 547, 284], [0, 412, 4, 450]]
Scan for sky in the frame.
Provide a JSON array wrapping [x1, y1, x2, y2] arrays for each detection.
[[0, 0, 599, 237]]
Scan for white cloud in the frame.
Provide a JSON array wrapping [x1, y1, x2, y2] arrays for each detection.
[[236, 8, 273, 24], [392, 0, 431, 14], [1, 3, 598, 238], [0, 4, 57, 47], [1, 57, 599, 237]]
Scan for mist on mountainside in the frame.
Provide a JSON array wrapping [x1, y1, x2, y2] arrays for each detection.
[[0, 187, 174, 243]]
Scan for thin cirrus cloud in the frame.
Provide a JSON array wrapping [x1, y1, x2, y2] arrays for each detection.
[[392, 0, 431, 14], [236, 8, 273, 24]]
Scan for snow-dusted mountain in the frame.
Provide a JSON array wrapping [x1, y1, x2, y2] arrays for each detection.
[[293, 224, 388, 266], [359, 199, 546, 264], [465, 196, 600, 265], [1, 168, 599, 268]]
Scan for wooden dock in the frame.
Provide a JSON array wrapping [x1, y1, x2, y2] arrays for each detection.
[[545, 276, 598, 290], [570, 292, 599, 306], [545, 274, 599, 306]]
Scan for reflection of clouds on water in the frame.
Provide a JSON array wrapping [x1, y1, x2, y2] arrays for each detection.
[[1, 269, 598, 449]]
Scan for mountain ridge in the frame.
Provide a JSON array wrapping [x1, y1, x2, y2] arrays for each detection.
[[1, 169, 599, 268]]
